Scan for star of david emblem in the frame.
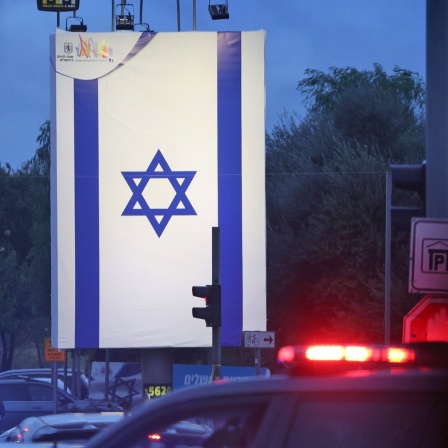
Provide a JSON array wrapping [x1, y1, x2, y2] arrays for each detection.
[[122, 150, 197, 237]]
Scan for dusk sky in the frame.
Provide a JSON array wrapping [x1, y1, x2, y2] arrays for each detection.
[[0, 0, 425, 169]]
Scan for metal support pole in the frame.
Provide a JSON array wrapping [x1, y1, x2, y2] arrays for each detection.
[[71, 350, 77, 397], [52, 362, 58, 414], [64, 355, 68, 393], [255, 348, 261, 376], [385, 172, 391, 344], [212, 227, 221, 380], [76, 351, 81, 399], [177, 0, 181, 31], [72, 350, 81, 398], [193, 0, 196, 31], [112, 0, 115, 31], [105, 349, 110, 400]]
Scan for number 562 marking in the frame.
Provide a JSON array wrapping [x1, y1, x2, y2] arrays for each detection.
[[144, 384, 172, 398]]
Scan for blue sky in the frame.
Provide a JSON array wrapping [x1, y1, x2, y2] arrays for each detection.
[[0, 0, 425, 169]]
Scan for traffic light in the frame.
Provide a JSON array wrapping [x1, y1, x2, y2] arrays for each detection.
[[192, 284, 221, 328], [390, 162, 426, 230]]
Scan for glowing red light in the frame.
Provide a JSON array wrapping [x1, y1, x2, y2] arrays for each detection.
[[386, 348, 415, 363], [148, 433, 162, 441], [345, 346, 373, 362], [305, 345, 376, 362], [278, 344, 418, 369], [306, 345, 344, 361], [277, 346, 296, 363]]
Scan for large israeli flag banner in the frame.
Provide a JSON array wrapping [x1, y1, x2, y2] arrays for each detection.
[[50, 30, 266, 349]]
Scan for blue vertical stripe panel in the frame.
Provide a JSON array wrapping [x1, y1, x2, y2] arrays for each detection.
[[217, 32, 242, 346], [74, 79, 100, 348]]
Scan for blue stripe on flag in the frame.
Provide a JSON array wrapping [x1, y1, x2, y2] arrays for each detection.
[[74, 79, 100, 348], [217, 32, 242, 346]]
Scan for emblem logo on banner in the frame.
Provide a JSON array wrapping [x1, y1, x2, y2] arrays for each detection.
[[64, 42, 73, 54]]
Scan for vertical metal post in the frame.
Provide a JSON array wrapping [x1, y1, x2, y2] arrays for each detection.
[[57, 12, 60, 28], [64, 354, 68, 392], [385, 172, 391, 344], [255, 348, 261, 376], [105, 349, 110, 400], [76, 351, 81, 399], [112, 0, 115, 31], [52, 362, 58, 414], [177, 0, 181, 31], [212, 227, 221, 380], [72, 350, 80, 398], [193, 0, 196, 31], [71, 350, 76, 397]]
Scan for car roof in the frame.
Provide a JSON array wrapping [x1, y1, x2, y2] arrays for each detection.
[[19, 412, 124, 427], [0, 368, 83, 376], [0, 377, 45, 384], [0, 444, 84, 448], [0, 368, 53, 374], [0, 377, 62, 386]]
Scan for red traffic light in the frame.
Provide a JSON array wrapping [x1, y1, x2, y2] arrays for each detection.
[[192, 286, 212, 299], [191, 284, 221, 328]]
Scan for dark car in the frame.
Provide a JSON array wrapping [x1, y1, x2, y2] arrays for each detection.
[[0, 368, 89, 399], [0, 412, 123, 444], [0, 378, 123, 432], [86, 342, 448, 448]]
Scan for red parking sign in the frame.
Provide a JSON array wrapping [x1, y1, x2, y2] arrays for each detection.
[[403, 295, 448, 343]]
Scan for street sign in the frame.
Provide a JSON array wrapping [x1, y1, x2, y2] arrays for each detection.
[[173, 364, 270, 389], [409, 218, 448, 294], [242, 331, 275, 349], [44, 338, 66, 362], [403, 295, 448, 342]]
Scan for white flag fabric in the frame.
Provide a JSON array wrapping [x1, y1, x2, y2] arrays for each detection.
[[50, 30, 266, 349]]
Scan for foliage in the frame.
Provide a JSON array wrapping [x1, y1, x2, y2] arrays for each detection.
[[266, 65, 425, 346], [25, 121, 51, 321], [298, 64, 425, 118], [0, 121, 51, 370], [297, 64, 425, 159]]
